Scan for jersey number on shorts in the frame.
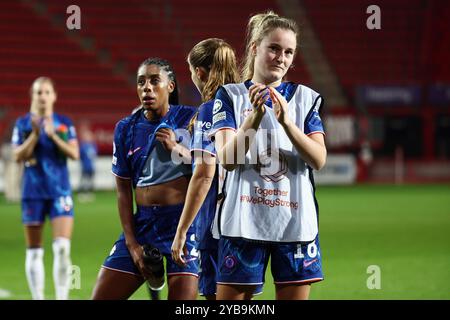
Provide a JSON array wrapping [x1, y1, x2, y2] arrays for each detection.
[[294, 242, 318, 259]]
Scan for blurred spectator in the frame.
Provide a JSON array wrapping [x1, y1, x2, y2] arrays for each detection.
[[1, 127, 23, 202], [78, 122, 98, 202]]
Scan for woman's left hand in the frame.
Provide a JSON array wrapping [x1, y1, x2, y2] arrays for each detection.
[[43, 116, 55, 139], [269, 87, 291, 127], [155, 128, 177, 151], [171, 231, 188, 267]]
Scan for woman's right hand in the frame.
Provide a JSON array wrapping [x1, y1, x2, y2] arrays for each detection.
[[127, 241, 153, 279], [155, 128, 177, 152], [249, 83, 269, 115], [31, 114, 41, 135]]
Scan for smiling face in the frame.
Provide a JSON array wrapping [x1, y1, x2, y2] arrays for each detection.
[[137, 64, 174, 115], [252, 27, 297, 86]]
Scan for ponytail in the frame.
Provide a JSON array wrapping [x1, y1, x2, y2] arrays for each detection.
[[187, 38, 239, 102], [187, 38, 239, 134]]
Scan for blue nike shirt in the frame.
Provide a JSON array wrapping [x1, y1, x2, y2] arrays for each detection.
[[11, 113, 77, 199]]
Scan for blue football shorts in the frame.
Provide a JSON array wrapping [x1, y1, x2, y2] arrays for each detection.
[[198, 238, 263, 296], [217, 236, 323, 286], [21, 196, 74, 225], [103, 203, 199, 278]]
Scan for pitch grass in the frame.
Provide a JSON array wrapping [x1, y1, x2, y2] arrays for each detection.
[[0, 184, 449, 300]]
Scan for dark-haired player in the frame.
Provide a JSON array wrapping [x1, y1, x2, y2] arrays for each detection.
[[91, 58, 199, 300]]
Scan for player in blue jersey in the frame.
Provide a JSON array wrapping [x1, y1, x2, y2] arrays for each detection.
[[91, 58, 199, 300], [171, 38, 244, 300], [211, 12, 327, 300], [12, 77, 80, 300]]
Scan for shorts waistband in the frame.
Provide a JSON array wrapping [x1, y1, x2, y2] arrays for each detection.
[[136, 203, 184, 217]]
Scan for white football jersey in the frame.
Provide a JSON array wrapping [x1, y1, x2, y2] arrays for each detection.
[[212, 83, 324, 243]]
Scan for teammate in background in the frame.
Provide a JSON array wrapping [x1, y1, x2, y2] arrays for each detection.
[[171, 38, 246, 299], [12, 77, 79, 300], [1, 125, 23, 203], [211, 11, 327, 300], [78, 122, 98, 202], [91, 58, 199, 300]]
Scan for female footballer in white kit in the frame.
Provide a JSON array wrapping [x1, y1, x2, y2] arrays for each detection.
[[211, 11, 327, 300]]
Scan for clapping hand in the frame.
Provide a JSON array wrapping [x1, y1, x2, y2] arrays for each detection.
[[31, 114, 42, 135], [249, 83, 269, 115], [269, 87, 291, 127], [43, 116, 55, 139]]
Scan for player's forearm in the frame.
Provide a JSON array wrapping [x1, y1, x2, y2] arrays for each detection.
[[217, 109, 264, 171], [116, 179, 138, 247], [282, 121, 327, 170], [176, 163, 215, 234], [51, 135, 80, 160], [13, 132, 39, 161]]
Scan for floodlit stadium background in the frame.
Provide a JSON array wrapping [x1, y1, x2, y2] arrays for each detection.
[[0, 0, 449, 299]]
